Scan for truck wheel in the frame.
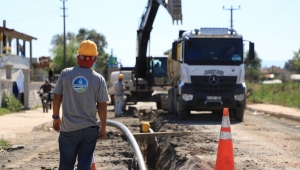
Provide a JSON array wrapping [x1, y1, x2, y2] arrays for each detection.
[[156, 102, 162, 110], [168, 89, 174, 114], [177, 97, 187, 120], [122, 100, 127, 111], [173, 95, 178, 117], [234, 106, 245, 121], [160, 94, 168, 111]]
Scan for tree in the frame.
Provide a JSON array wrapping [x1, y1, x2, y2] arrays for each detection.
[[51, 37, 78, 73], [284, 48, 300, 73], [94, 53, 109, 78], [50, 29, 108, 74], [164, 49, 171, 55], [76, 28, 107, 56], [284, 59, 296, 71], [244, 50, 262, 78]]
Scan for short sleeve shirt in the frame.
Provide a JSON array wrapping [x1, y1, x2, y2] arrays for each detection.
[[52, 66, 109, 132], [114, 81, 125, 96]]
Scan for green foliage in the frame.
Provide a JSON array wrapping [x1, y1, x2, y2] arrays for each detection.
[[50, 28, 109, 74], [0, 108, 10, 116], [0, 139, 12, 150], [1, 91, 23, 112], [94, 53, 109, 78], [247, 82, 300, 108], [244, 50, 262, 78], [51, 38, 78, 73], [164, 49, 171, 55], [284, 48, 300, 73]]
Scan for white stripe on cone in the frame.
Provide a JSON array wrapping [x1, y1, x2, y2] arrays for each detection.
[[91, 154, 96, 170], [91, 155, 95, 164], [221, 116, 231, 128], [219, 131, 232, 140]]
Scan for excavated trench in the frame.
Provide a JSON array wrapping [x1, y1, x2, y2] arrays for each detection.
[[135, 108, 215, 170], [135, 109, 194, 170]]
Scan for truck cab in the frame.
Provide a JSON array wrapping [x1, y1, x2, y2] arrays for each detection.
[[168, 28, 255, 121]]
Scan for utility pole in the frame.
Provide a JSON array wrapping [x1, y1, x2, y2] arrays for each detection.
[[223, 6, 240, 32], [61, 0, 67, 69]]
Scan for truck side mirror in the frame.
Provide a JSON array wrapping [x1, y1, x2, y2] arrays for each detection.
[[172, 41, 177, 60], [249, 42, 255, 61]]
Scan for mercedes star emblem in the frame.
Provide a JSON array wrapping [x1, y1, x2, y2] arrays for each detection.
[[209, 75, 219, 85]]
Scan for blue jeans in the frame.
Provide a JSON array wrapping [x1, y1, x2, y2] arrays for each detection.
[[58, 126, 99, 170], [114, 96, 123, 116]]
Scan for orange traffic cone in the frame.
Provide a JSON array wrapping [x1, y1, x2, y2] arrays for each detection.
[[215, 108, 235, 170], [91, 154, 96, 170]]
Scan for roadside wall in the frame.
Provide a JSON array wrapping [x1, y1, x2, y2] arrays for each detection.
[[0, 80, 44, 108], [0, 79, 13, 107], [29, 82, 44, 108]]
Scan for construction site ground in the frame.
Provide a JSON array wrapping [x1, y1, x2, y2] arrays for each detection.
[[0, 102, 300, 170]]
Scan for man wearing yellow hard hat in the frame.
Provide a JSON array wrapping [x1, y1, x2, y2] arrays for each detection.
[[113, 73, 126, 117], [52, 40, 109, 169]]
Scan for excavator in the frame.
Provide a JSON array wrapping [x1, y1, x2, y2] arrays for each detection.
[[124, 0, 182, 109]]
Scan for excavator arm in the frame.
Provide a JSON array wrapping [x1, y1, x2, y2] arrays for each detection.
[[135, 0, 182, 79]]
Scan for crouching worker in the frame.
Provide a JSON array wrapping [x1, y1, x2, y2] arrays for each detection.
[[52, 40, 109, 170]]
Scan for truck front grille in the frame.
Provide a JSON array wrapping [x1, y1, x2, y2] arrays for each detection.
[[191, 76, 237, 95]]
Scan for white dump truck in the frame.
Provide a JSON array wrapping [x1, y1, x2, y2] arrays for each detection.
[[167, 28, 255, 121]]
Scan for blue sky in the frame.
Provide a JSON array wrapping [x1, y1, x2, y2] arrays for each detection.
[[1, 0, 299, 68]]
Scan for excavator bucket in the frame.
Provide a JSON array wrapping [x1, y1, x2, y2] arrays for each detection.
[[157, 0, 182, 24]]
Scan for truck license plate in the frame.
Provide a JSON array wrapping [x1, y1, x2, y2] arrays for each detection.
[[206, 96, 221, 100]]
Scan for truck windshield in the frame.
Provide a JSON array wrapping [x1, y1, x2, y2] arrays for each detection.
[[184, 38, 243, 65]]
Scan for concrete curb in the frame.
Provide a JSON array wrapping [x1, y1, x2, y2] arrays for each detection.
[[245, 106, 300, 122]]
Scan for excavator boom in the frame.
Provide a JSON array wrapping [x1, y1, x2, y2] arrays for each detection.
[[135, 0, 182, 79]]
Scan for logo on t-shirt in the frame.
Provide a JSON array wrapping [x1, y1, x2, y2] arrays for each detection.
[[72, 76, 88, 93]]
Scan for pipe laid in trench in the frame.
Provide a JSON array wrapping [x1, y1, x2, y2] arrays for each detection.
[[106, 119, 146, 170]]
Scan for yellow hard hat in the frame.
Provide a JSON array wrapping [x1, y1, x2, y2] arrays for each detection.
[[141, 122, 150, 132], [77, 40, 98, 56], [118, 74, 124, 79]]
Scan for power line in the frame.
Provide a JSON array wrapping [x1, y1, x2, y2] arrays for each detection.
[[60, 0, 67, 69], [24, 12, 60, 33], [7, 10, 60, 22], [34, 0, 57, 11]]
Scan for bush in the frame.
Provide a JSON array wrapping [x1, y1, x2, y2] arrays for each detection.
[[0, 108, 10, 116], [246, 82, 300, 108], [1, 91, 22, 112], [0, 139, 11, 150]]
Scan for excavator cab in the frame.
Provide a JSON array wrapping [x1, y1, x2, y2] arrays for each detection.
[[148, 57, 169, 86]]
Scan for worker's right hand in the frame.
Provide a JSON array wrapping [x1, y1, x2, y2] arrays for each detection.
[[52, 119, 61, 132], [98, 127, 106, 140]]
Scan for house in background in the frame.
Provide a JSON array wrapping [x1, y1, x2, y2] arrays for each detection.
[[261, 66, 291, 82], [32, 56, 51, 81], [0, 20, 52, 82], [0, 20, 52, 109], [0, 20, 37, 71]]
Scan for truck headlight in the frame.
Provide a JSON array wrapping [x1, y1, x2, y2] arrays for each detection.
[[182, 94, 193, 101], [234, 94, 245, 101]]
